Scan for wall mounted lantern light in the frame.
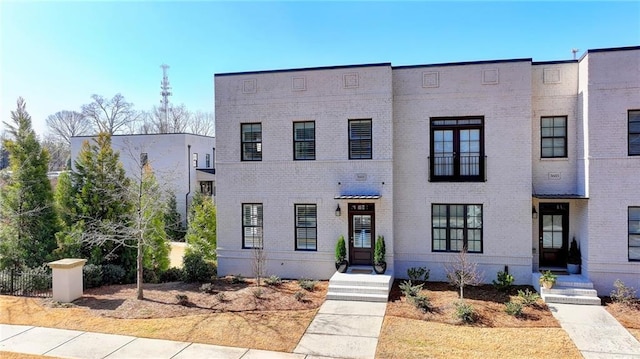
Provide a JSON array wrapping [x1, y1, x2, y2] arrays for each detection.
[[335, 204, 341, 217], [532, 206, 538, 219]]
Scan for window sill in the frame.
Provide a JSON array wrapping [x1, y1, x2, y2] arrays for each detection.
[[539, 157, 569, 161]]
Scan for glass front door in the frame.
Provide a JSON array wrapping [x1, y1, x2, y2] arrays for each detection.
[[348, 203, 375, 265], [539, 203, 569, 267]]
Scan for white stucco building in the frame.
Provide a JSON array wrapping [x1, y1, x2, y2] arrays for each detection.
[[214, 46, 639, 294], [71, 133, 216, 223]]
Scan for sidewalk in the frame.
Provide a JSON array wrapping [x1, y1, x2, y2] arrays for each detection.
[[548, 303, 640, 358]]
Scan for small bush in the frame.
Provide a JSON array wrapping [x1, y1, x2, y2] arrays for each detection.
[[21, 265, 52, 292], [143, 267, 160, 284], [610, 279, 638, 305], [252, 287, 263, 299], [492, 270, 515, 292], [294, 290, 306, 302], [83, 264, 103, 289], [505, 301, 524, 317], [517, 288, 540, 306], [231, 274, 246, 284], [265, 275, 282, 286], [407, 267, 430, 282], [102, 264, 126, 285], [160, 267, 184, 283], [399, 280, 424, 298], [216, 292, 227, 302], [200, 283, 216, 294], [175, 294, 189, 306], [298, 278, 317, 291], [183, 252, 216, 283], [454, 301, 477, 323], [409, 293, 432, 312]]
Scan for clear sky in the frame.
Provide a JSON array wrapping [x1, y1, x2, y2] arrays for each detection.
[[1, 1, 639, 137]]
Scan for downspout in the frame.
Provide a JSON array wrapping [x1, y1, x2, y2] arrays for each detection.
[[186, 144, 191, 225]]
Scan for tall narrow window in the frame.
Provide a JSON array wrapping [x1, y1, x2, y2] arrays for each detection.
[[241, 123, 262, 161], [206, 153, 211, 168], [629, 207, 640, 261], [629, 110, 640, 156], [432, 204, 483, 253], [242, 203, 263, 248], [192, 153, 198, 167], [349, 119, 372, 159], [140, 153, 148, 167], [430, 117, 484, 181], [293, 121, 315, 160], [295, 204, 317, 250], [541, 116, 567, 158]]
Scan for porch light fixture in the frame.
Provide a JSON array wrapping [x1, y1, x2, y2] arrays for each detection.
[[532, 206, 538, 219], [335, 204, 341, 217]]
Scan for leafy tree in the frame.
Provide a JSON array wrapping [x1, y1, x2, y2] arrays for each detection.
[[164, 192, 185, 242], [0, 98, 59, 269], [185, 192, 216, 261]]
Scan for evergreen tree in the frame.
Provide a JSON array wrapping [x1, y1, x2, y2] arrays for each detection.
[[185, 192, 217, 261], [0, 98, 59, 269], [164, 192, 185, 242]]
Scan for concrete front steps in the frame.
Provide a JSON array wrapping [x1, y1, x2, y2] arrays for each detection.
[[326, 266, 394, 302], [532, 272, 601, 306]]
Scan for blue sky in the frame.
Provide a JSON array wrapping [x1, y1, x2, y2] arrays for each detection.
[[1, 1, 639, 137]]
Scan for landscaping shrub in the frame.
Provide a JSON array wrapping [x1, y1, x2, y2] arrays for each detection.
[[175, 294, 189, 306], [492, 270, 515, 292], [83, 264, 103, 289], [200, 283, 216, 294], [399, 280, 424, 298], [505, 301, 524, 317], [265, 275, 282, 286], [252, 287, 263, 298], [454, 301, 477, 323], [407, 267, 430, 282], [231, 274, 245, 284], [216, 292, 227, 302], [143, 267, 161, 284], [21, 265, 52, 292], [182, 252, 216, 283], [517, 288, 540, 306], [410, 293, 432, 312], [101, 264, 125, 285], [160, 267, 184, 283], [610, 279, 637, 305], [298, 278, 317, 291], [294, 290, 306, 302]]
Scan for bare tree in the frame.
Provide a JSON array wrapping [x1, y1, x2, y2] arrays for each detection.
[[45, 111, 93, 144], [81, 94, 140, 135], [41, 135, 69, 171], [444, 249, 484, 300], [138, 104, 191, 134], [252, 247, 267, 286], [189, 111, 214, 136]]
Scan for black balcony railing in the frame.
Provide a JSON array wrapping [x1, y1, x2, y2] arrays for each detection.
[[428, 155, 487, 182]]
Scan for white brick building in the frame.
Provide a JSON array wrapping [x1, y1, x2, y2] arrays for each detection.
[[214, 46, 639, 294], [71, 133, 216, 224]]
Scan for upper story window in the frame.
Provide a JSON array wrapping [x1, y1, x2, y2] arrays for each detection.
[[140, 153, 148, 167], [430, 117, 484, 182], [206, 153, 211, 168], [349, 119, 372, 159], [541, 116, 567, 158], [629, 207, 640, 261], [432, 204, 483, 253], [295, 204, 317, 251], [241, 123, 262, 161], [242, 203, 263, 248], [293, 121, 315, 160], [629, 110, 640, 156]]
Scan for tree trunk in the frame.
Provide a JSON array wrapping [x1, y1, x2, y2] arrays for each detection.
[[137, 236, 144, 300]]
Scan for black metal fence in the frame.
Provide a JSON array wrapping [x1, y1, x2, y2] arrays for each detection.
[[0, 266, 52, 297]]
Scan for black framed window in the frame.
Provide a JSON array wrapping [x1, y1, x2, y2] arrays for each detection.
[[293, 121, 315, 160], [206, 153, 211, 168], [629, 110, 640, 156], [629, 207, 640, 261], [541, 116, 567, 158], [241, 123, 262, 161], [242, 203, 263, 248], [432, 204, 483, 253], [295, 204, 317, 250], [430, 117, 484, 181], [349, 119, 372, 159], [140, 153, 148, 167]]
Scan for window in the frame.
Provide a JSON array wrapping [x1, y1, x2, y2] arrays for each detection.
[[206, 153, 211, 168], [630, 207, 640, 261], [430, 117, 484, 181], [432, 204, 483, 253], [295, 204, 317, 250], [140, 153, 148, 167], [200, 181, 213, 196], [241, 123, 262, 161], [349, 119, 372, 159], [242, 204, 263, 248], [192, 153, 198, 167], [293, 121, 315, 160], [541, 116, 567, 158], [629, 110, 640, 156]]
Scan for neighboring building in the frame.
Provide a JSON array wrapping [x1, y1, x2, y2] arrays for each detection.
[[70, 133, 215, 224], [214, 46, 639, 294]]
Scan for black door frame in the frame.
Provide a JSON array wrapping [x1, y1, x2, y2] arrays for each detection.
[[539, 203, 569, 268], [348, 203, 375, 266]]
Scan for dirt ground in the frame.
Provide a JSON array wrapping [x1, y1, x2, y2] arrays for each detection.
[[603, 298, 640, 341]]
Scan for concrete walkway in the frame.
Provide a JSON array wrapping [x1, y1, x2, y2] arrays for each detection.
[[294, 300, 386, 359], [548, 303, 640, 358]]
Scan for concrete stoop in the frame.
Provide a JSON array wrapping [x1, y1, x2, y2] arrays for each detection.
[[532, 272, 601, 306], [327, 266, 394, 302]]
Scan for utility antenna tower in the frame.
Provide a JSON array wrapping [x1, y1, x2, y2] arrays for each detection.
[[571, 49, 579, 60], [160, 64, 172, 122]]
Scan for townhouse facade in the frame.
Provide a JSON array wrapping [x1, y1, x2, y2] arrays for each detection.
[[71, 133, 216, 224], [214, 46, 639, 293]]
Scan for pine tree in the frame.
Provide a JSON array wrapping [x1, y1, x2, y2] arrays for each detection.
[[185, 192, 217, 261], [164, 192, 185, 242], [0, 98, 59, 269]]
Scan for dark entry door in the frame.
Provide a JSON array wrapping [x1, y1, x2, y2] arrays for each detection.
[[348, 203, 375, 265], [539, 203, 569, 267]]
